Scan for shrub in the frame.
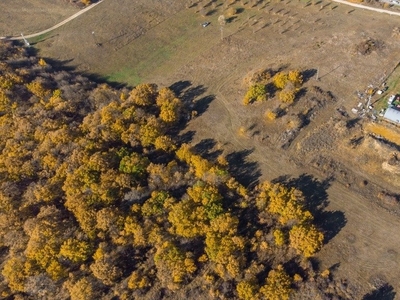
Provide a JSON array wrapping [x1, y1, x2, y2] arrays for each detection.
[[265, 110, 277, 120], [278, 90, 296, 104], [243, 84, 267, 105], [273, 72, 288, 89], [288, 70, 303, 87]]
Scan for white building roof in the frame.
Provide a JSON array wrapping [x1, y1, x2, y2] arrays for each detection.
[[384, 107, 400, 124]]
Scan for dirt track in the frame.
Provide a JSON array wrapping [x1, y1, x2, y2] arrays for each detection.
[[334, 0, 400, 15], [2, 1, 103, 40]]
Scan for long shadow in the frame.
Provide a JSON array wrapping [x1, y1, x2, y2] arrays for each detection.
[[226, 149, 261, 189], [193, 138, 222, 162], [294, 87, 307, 102], [346, 117, 361, 129], [169, 80, 192, 96], [286, 174, 332, 213], [317, 210, 347, 242], [363, 284, 396, 300], [177, 130, 196, 145], [302, 69, 317, 83], [182, 85, 207, 106], [168, 80, 215, 139], [193, 95, 215, 116], [173, 83, 212, 115], [280, 174, 346, 243]]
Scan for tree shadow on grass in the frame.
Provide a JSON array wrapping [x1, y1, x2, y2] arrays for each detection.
[[317, 210, 346, 242], [177, 130, 196, 145], [226, 149, 261, 189], [278, 174, 346, 243], [167, 80, 216, 141], [193, 138, 222, 162], [363, 284, 396, 300], [302, 69, 317, 83], [169, 80, 215, 115], [286, 174, 332, 213], [169, 80, 192, 96], [180, 84, 207, 105], [170, 82, 215, 117], [193, 95, 215, 116]]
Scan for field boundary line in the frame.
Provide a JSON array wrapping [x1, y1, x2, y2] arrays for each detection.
[[1, 0, 104, 40]]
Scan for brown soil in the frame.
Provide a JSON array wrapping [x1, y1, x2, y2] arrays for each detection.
[[3, 0, 400, 297]]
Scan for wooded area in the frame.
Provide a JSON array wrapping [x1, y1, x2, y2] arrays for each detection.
[[0, 42, 353, 299]]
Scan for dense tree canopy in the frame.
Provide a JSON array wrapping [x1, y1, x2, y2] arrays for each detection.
[[0, 42, 348, 299]]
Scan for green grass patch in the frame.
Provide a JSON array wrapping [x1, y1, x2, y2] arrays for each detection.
[[106, 68, 142, 86], [373, 63, 400, 112], [29, 32, 53, 45]]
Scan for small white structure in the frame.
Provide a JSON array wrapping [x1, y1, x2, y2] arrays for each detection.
[[384, 107, 400, 124], [388, 95, 396, 105], [20, 33, 30, 47]]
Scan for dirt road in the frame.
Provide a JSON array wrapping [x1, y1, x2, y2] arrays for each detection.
[[0, 0, 103, 40], [333, 0, 400, 16]]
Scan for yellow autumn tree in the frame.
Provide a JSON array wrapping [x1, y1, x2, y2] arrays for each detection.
[[273, 229, 286, 246], [168, 197, 207, 238], [243, 84, 267, 105], [154, 241, 197, 288], [289, 224, 324, 257], [154, 135, 176, 152], [278, 90, 296, 104], [128, 269, 152, 290], [273, 72, 288, 89], [68, 277, 97, 300], [159, 98, 181, 123], [156, 87, 176, 106], [288, 69, 303, 87], [236, 280, 260, 300], [129, 83, 158, 106], [259, 265, 292, 300], [26, 81, 51, 100], [205, 213, 245, 278], [139, 116, 162, 147], [2, 256, 27, 292], [256, 181, 312, 225], [175, 143, 193, 163], [59, 238, 92, 263]]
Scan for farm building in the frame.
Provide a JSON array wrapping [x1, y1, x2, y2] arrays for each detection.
[[384, 107, 400, 124]]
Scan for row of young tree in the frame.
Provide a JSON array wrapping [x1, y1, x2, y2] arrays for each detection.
[[0, 42, 347, 299]]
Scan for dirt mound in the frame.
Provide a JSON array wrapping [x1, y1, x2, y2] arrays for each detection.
[[355, 38, 384, 55]]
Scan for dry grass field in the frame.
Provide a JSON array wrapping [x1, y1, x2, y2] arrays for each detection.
[[2, 0, 400, 297], [0, 0, 78, 37]]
